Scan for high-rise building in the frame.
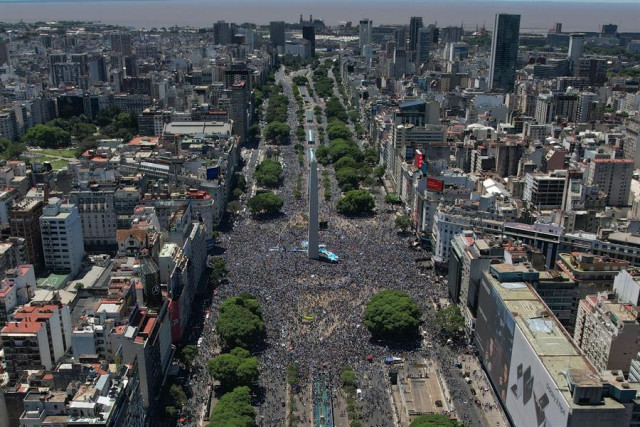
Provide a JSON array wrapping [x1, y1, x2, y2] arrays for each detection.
[[408, 16, 423, 52], [269, 21, 286, 54], [40, 198, 85, 276], [9, 200, 44, 274], [601, 23, 618, 38], [416, 27, 432, 64], [69, 183, 118, 248], [624, 116, 640, 168], [110, 31, 132, 55], [213, 20, 232, 45], [440, 26, 463, 44], [475, 266, 634, 426], [0, 108, 18, 141], [488, 13, 521, 92], [51, 62, 84, 88], [392, 47, 407, 78], [88, 55, 108, 83], [302, 25, 316, 57], [586, 158, 633, 207], [394, 27, 406, 48], [575, 58, 608, 86], [0, 38, 10, 66], [230, 80, 248, 144], [568, 33, 585, 64], [359, 19, 372, 49], [574, 292, 640, 374]]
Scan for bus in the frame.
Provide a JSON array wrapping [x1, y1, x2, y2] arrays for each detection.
[[307, 129, 315, 144], [306, 110, 313, 123]]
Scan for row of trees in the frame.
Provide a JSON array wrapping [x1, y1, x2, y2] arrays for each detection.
[[263, 82, 291, 145], [312, 60, 336, 98], [207, 294, 265, 426]]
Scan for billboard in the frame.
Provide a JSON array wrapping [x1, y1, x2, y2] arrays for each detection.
[[475, 278, 515, 402], [206, 167, 219, 180], [426, 177, 444, 192], [414, 149, 424, 170], [505, 328, 570, 427], [168, 299, 182, 343]]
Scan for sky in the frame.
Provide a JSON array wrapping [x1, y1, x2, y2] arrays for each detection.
[[0, 0, 638, 30]]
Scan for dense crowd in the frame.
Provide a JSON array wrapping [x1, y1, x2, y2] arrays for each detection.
[[180, 67, 491, 427]]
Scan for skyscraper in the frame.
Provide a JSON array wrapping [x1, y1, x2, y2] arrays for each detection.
[[40, 198, 85, 276], [416, 27, 432, 64], [568, 33, 585, 64], [110, 31, 132, 56], [269, 21, 286, 54], [359, 19, 372, 49], [488, 13, 520, 92], [394, 27, 407, 48], [213, 21, 231, 45], [409, 16, 423, 52], [0, 38, 10, 66], [302, 25, 315, 57]]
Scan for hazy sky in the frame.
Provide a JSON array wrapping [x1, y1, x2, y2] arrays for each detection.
[[0, 0, 638, 31]]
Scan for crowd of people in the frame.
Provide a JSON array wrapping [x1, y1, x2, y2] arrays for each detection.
[[180, 66, 492, 427]]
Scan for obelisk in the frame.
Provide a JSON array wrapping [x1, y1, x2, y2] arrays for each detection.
[[308, 147, 319, 259]]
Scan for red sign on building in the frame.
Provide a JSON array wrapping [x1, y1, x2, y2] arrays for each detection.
[[426, 177, 444, 192]]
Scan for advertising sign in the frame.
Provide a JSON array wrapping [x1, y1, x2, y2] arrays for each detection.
[[475, 279, 515, 402], [168, 299, 182, 343], [505, 328, 570, 427], [414, 149, 424, 170], [426, 177, 444, 192]]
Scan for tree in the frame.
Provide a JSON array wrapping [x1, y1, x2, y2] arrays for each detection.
[[395, 215, 412, 232], [247, 192, 284, 216], [208, 386, 256, 427], [207, 347, 259, 390], [434, 305, 465, 338], [335, 167, 360, 192], [384, 193, 402, 205], [216, 295, 265, 349], [253, 160, 282, 188], [333, 156, 359, 171], [226, 200, 242, 215], [326, 121, 352, 141], [0, 137, 25, 160], [329, 139, 363, 163], [364, 147, 379, 166], [169, 384, 187, 408], [181, 344, 198, 367], [410, 414, 464, 427], [75, 136, 99, 158], [248, 124, 261, 141], [364, 290, 421, 341], [336, 190, 375, 216], [374, 164, 386, 179], [209, 256, 228, 284], [22, 124, 71, 148], [264, 121, 291, 144]]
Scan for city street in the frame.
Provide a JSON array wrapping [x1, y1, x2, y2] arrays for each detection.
[[187, 64, 496, 427]]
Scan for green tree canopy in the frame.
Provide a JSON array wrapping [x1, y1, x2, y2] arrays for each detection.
[[247, 192, 284, 216], [328, 139, 363, 163], [326, 121, 352, 141], [22, 124, 71, 148], [264, 121, 290, 145], [374, 164, 386, 179], [208, 386, 256, 427], [207, 347, 259, 390], [364, 290, 421, 341], [216, 295, 265, 349], [253, 159, 283, 188], [209, 256, 228, 283], [169, 384, 187, 408], [336, 190, 375, 215], [0, 137, 25, 159], [181, 344, 198, 367], [434, 305, 465, 338], [325, 97, 348, 122], [335, 167, 360, 192], [409, 414, 464, 426], [395, 215, 412, 232], [333, 155, 359, 171]]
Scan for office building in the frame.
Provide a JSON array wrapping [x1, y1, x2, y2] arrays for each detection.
[[574, 292, 640, 374], [568, 33, 585, 64], [416, 27, 432, 64], [230, 80, 249, 143], [523, 172, 567, 210], [269, 21, 286, 54], [40, 198, 85, 276], [9, 200, 44, 273], [394, 27, 406, 48], [408, 16, 423, 52], [586, 158, 633, 207], [51, 62, 84, 88], [302, 25, 316, 57], [489, 13, 521, 92], [359, 19, 372, 49], [213, 20, 232, 45], [576, 58, 608, 86], [624, 116, 640, 168], [476, 266, 633, 426], [393, 47, 408, 78], [0, 38, 9, 66], [110, 31, 132, 55]]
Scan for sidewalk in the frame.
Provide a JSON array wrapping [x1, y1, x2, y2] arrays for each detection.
[[460, 355, 509, 427]]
